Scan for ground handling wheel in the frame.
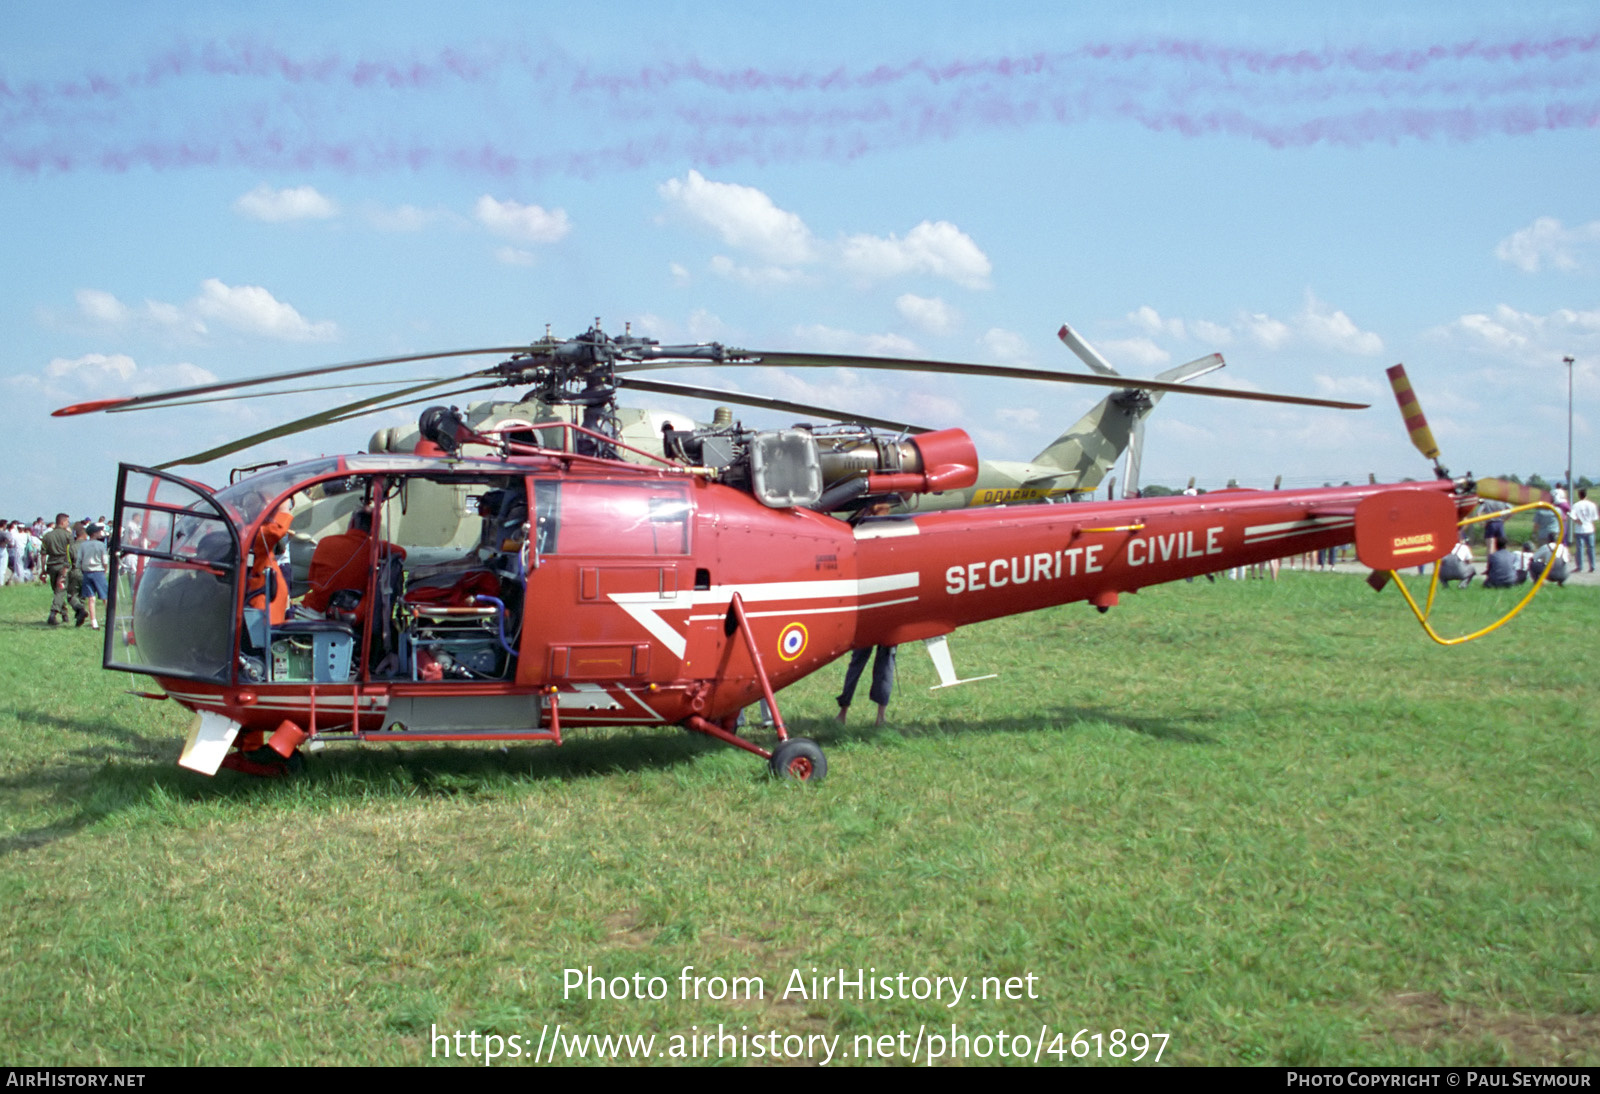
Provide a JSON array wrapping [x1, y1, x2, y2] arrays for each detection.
[[768, 737, 826, 782]]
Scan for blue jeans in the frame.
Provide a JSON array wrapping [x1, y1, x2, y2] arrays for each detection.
[[838, 645, 896, 708], [1576, 532, 1596, 570]]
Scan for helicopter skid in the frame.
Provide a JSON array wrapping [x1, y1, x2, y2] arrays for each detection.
[[163, 677, 700, 775]]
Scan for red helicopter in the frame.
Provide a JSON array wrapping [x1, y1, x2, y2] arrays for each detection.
[[56, 327, 1533, 781]]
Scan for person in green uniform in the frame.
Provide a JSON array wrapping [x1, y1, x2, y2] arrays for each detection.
[[41, 513, 85, 627]]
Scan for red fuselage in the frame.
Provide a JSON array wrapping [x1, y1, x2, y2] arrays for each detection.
[[119, 456, 1466, 765]]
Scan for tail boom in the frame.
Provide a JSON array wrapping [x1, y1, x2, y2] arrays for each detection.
[[852, 480, 1468, 646]]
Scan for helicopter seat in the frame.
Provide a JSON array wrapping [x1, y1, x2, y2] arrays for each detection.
[[403, 568, 502, 606]]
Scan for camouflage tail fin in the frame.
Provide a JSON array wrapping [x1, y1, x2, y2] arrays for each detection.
[[1030, 353, 1225, 495]]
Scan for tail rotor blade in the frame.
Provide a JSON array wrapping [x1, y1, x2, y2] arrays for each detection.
[[1386, 364, 1442, 463], [1057, 323, 1120, 376], [1476, 477, 1550, 505], [1124, 416, 1145, 497]]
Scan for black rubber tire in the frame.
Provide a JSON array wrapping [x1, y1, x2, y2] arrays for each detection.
[[769, 737, 826, 782]]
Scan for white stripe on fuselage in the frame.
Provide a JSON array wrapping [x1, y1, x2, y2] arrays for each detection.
[[1244, 516, 1353, 539], [609, 572, 920, 659]]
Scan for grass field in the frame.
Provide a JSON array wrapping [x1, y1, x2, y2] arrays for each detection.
[[1, 571, 1596, 1067]]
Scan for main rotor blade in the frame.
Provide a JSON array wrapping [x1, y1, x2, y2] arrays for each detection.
[[153, 375, 467, 469], [54, 345, 529, 417], [619, 352, 1369, 409], [105, 376, 458, 412], [618, 377, 932, 434], [322, 380, 507, 424]]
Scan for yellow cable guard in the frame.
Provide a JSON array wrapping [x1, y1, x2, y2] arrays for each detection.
[[1384, 501, 1565, 646]]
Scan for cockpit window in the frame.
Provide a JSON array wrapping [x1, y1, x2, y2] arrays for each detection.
[[109, 467, 242, 684], [539, 480, 692, 555], [214, 458, 340, 526]]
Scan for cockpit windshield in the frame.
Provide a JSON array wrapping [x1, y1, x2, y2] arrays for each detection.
[[214, 458, 341, 527]]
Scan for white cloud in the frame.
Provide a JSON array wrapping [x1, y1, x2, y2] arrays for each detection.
[[792, 324, 920, 358], [979, 328, 1030, 364], [743, 363, 933, 428], [194, 279, 338, 342], [1455, 310, 1531, 355], [25, 354, 217, 402], [1098, 337, 1170, 369], [659, 170, 816, 266], [46, 352, 135, 384], [69, 282, 329, 341], [632, 313, 670, 339], [143, 299, 196, 333], [1192, 320, 1234, 346], [995, 406, 1041, 429], [1311, 373, 1384, 401], [1299, 294, 1384, 356], [904, 391, 965, 422], [76, 289, 130, 324], [366, 203, 439, 232], [1130, 305, 1185, 340], [1240, 312, 1293, 351], [1494, 217, 1600, 273], [840, 220, 991, 289], [495, 246, 536, 266], [657, 172, 992, 291], [474, 195, 571, 244], [1447, 303, 1600, 368], [669, 262, 691, 286], [896, 293, 956, 335], [708, 255, 812, 286], [686, 309, 730, 343], [1067, 296, 1379, 370], [234, 184, 337, 222]]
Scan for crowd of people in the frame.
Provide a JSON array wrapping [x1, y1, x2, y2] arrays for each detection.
[[0, 513, 114, 628], [1436, 485, 1595, 588]]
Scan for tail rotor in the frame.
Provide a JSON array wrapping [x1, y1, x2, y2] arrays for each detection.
[[1387, 363, 1552, 505], [1386, 364, 1447, 478]]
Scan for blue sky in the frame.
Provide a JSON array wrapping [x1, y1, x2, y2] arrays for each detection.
[[6, 0, 1598, 519]]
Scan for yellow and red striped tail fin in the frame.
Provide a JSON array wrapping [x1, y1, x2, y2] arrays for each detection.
[[1387, 364, 1441, 462]]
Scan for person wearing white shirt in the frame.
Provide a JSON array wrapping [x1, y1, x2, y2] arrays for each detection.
[[1531, 537, 1572, 586], [1439, 535, 1477, 589], [1570, 488, 1598, 573]]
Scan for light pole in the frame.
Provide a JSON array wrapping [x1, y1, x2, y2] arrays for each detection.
[[1564, 355, 1575, 500]]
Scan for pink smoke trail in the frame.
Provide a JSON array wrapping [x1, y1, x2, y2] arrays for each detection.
[[6, 92, 1598, 180], [5, 24, 1599, 177], [4, 29, 1597, 111]]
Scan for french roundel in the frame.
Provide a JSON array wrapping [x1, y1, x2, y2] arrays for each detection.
[[777, 622, 808, 661]]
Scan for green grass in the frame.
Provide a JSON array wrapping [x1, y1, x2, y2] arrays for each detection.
[[1, 574, 1596, 1066]]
